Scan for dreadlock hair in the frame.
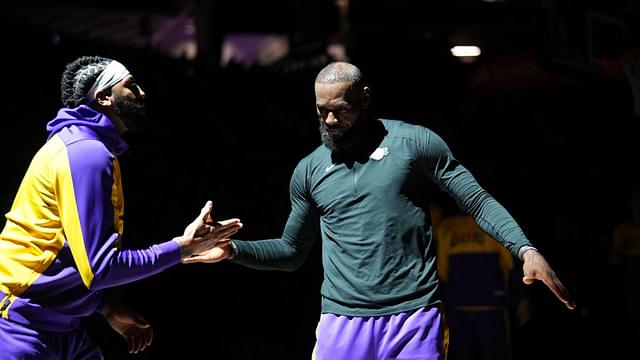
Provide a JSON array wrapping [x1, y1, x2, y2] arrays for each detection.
[[60, 55, 112, 108]]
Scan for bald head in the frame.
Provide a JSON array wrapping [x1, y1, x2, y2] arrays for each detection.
[[315, 62, 363, 90]]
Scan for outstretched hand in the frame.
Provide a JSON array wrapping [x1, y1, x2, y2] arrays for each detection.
[[176, 201, 242, 259], [102, 302, 153, 354], [522, 250, 576, 310], [181, 241, 233, 264]]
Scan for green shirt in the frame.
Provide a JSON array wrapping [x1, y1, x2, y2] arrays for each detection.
[[234, 119, 532, 316]]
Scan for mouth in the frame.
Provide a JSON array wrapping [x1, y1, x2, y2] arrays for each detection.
[[324, 126, 344, 137]]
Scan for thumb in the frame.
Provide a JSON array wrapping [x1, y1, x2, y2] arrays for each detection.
[[133, 313, 150, 327], [522, 276, 535, 285], [181, 257, 197, 264], [199, 201, 213, 219]]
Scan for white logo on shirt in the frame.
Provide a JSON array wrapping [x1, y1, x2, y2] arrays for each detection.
[[369, 147, 389, 161]]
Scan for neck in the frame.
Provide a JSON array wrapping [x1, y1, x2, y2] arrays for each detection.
[[96, 104, 127, 134]]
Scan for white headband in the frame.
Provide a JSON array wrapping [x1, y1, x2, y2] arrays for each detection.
[[85, 60, 130, 103]]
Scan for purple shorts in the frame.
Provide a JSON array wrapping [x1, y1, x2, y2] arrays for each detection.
[[313, 305, 444, 360], [0, 317, 102, 359]]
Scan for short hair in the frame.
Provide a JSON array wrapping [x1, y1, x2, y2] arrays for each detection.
[[315, 62, 363, 90], [60, 55, 112, 108]]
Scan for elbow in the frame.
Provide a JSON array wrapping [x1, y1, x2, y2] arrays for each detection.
[[85, 278, 108, 291], [280, 257, 305, 272]]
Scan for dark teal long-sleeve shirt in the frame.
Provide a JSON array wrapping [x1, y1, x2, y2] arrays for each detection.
[[233, 119, 532, 316]]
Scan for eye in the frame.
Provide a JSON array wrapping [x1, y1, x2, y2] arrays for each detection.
[[317, 106, 352, 118], [316, 106, 328, 117]]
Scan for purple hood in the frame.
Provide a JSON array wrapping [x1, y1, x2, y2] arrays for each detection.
[[46, 105, 128, 156]]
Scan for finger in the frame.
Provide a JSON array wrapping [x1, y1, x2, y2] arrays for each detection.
[[134, 334, 144, 353], [194, 238, 232, 251], [538, 273, 576, 310], [522, 275, 535, 285], [200, 224, 215, 234], [128, 334, 138, 353], [147, 326, 154, 348], [182, 254, 209, 264], [215, 218, 242, 227], [182, 255, 199, 264], [126, 336, 134, 353], [202, 231, 238, 246], [140, 333, 150, 352], [213, 222, 243, 236], [183, 250, 226, 264], [215, 238, 232, 246], [199, 201, 213, 221], [134, 314, 150, 328], [214, 227, 241, 239], [550, 279, 576, 310]]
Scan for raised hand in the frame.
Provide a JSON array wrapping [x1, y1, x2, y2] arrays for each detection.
[[181, 241, 233, 264], [175, 201, 242, 259]]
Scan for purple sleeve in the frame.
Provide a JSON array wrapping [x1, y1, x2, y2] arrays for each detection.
[[59, 138, 181, 290]]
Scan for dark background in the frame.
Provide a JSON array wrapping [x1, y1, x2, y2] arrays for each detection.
[[1, 0, 639, 358]]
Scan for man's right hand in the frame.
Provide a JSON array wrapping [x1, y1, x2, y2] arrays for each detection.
[[181, 242, 233, 264], [175, 201, 242, 259]]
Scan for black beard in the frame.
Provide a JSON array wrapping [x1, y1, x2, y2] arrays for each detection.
[[113, 95, 147, 131], [319, 117, 366, 153]]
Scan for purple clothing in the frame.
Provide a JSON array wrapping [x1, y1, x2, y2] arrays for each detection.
[[47, 105, 128, 155], [0, 317, 102, 360], [0, 105, 181, 338], [313, 306, 444, 360]]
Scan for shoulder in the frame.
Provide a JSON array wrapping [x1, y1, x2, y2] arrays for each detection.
[[294, 145, 328, 172], [55, 128, 114, 171], [379, 118, 437, 141], [379, 119, 450, 155], [288, 146, 326, 193]]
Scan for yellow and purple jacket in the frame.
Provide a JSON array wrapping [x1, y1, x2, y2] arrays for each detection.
[[0, 105, 180, 331]]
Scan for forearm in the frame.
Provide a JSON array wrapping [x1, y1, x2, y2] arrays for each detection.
[[442, 166, 532, 256], [468, 193, 532, 257], [230, 199, 320, 271], [89, 239, 181, 290], [231, 236, 313, 272]]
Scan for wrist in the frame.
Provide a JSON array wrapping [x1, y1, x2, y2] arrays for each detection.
[[227, 240, 239, 261], [174, 236, 193, 259], [98, 302, 111, 316], [99, 300, 120, 318], [518, 245, 538, 261]]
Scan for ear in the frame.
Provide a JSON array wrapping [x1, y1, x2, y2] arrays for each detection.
[[361, 86, 371, 109], [95, 89, 112, 107]]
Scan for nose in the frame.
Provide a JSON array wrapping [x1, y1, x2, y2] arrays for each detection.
[[137, 85, 146, 99], [325, 112, 338, 126]]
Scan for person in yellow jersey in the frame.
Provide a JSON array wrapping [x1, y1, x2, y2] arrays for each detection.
[[435, 206, 531, 360]]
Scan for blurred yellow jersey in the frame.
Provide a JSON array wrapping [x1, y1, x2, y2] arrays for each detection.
[[611, 221, 640, 258], [436, 215, 514, 308]]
